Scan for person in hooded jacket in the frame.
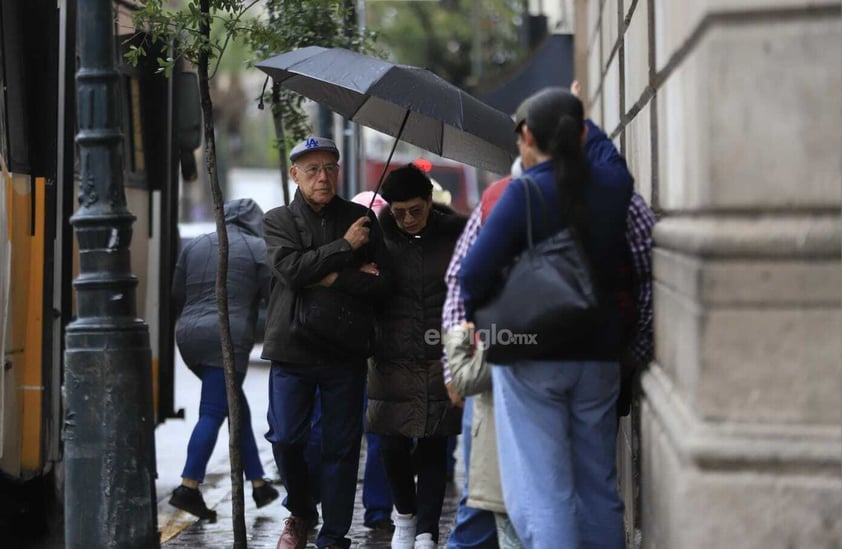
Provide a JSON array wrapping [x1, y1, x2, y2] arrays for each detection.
[[168, 198, 279, 520], [366, 164, 466, 549]]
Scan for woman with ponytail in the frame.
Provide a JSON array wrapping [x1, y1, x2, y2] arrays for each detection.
[[459, 87, 633, 549]]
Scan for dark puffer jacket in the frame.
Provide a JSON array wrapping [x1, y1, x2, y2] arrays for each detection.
[[366, 204, 467, 438]]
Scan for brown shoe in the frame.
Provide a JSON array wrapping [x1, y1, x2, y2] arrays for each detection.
[[276, 516, 309, 549]]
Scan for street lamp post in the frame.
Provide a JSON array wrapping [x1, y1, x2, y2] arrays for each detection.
[[64, 0, 159, 547]]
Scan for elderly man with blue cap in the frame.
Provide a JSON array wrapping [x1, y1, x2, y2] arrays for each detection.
[[261, 137, 393, 549]]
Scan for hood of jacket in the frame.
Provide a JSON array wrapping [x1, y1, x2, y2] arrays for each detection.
[[224, 198, 264, 237]]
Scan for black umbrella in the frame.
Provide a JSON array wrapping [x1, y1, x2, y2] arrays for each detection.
[[256, 46, 518, 179]]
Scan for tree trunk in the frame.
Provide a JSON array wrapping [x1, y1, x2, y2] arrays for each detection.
[[271, 82, 291, 205], [199, 1, 247, 546]]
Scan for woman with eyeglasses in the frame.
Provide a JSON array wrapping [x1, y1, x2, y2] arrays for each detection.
[[365, 164, 467, 549]]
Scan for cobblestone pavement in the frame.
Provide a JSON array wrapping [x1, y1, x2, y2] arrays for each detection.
[[157, 358, 464, 548], [161, 441, 463, 548]]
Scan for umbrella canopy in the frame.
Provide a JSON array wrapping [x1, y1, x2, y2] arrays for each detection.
[[257, 46, 517, 175]]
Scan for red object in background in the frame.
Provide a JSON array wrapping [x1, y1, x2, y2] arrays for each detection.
[[479, 175, 512, 223], [413, 158, 433, 173]]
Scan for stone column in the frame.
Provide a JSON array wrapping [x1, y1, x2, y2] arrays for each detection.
[[578, 1, 842, 547]]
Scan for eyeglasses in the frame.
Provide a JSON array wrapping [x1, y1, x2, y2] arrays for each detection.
[[295, 163, 339, 178], [391, 205, 426, 221]]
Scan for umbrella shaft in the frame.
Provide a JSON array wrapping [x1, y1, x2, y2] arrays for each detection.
[[369, 109, 410, 211]]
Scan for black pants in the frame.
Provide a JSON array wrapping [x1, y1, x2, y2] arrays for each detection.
[[380, 435, 448, 542]]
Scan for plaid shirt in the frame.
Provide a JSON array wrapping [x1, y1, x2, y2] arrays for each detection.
[[441, 206, 482, 383], [441, 192, 655, 383], [626, 192, 655, 366]]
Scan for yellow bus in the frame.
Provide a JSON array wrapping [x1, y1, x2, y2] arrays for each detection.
[[0, 0, 199, 540]]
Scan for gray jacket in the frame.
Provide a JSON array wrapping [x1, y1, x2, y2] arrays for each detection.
[[173, 198, 271, 373]]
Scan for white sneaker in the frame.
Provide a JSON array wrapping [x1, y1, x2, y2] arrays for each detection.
[[414, 532, 436, 549], [391, 512, 417, 549]]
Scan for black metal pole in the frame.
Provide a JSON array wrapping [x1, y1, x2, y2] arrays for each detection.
[[64, 0, 159, 547]]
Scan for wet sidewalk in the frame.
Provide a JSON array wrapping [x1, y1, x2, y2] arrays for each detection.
[[159, 443, 463, 548], [156, 355, 463, 548]]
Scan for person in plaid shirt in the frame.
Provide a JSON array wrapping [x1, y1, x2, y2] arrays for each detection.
[[616, 192, 655, 416]]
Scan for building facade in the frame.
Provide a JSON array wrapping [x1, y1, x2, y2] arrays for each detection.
[[574, 1, 842, 547]]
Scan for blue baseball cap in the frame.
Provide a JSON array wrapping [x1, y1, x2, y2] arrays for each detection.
[[289, 136, 340, 163]]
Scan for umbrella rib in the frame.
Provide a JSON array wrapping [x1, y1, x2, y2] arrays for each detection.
[[441, 91, 461, 153], [439, 116, 445, 156], [348, 96, 368, 121]]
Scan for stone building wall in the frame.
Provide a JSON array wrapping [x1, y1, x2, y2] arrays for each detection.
[[574, 1, 842, 547]]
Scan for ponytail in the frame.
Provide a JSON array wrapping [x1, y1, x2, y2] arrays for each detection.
[[520, 87, 590, 237], [548, 114, 589, 239]]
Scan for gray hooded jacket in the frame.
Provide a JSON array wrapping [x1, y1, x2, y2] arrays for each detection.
[[173, 198, 271, 373]]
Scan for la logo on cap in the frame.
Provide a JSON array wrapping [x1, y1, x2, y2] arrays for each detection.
[[305, 138, 319, 148]]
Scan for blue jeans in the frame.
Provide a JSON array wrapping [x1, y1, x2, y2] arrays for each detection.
[[363, 432, 393, 523], [267, 362, 366, 549], [285, 389, 393, 526], [446, 434, 458, 478], [181, 367, 265, 482], [492, 361, 624, 549], [447, 397, 499, 549], [363, 426, 393, 524], [279, 390, 323, 513]]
